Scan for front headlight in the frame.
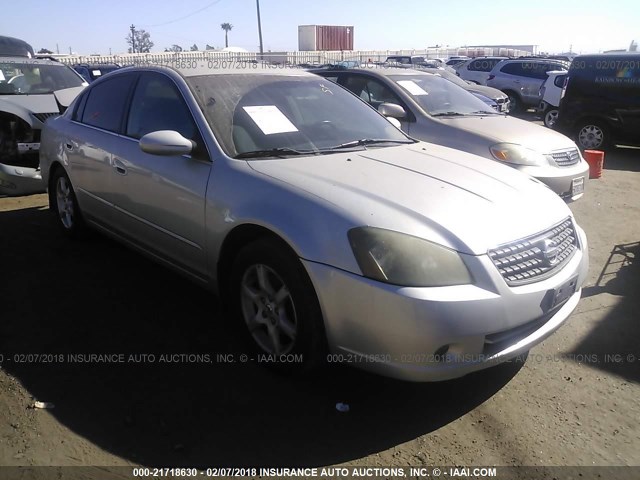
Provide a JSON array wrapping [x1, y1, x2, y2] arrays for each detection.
[[348, 227, 472, 287], [490, 143, 550, 166]]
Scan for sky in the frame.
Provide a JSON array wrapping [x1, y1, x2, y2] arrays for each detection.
[[2, 0, 638, 55]]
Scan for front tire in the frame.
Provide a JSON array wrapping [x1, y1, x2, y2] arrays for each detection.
[[50, 167, 86, 237], [230, 238, 327, 373], [576, 120, 610, 150]]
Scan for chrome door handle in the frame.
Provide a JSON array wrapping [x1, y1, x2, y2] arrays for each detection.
[[113, 158, 127, 175]]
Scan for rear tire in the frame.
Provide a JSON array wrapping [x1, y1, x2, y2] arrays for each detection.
[[50, 167, 86, 238], [576, 120, 610, 150], [504, 91, 521, 113], [544, 108, 559, 128], [230, 237, 327, 373]]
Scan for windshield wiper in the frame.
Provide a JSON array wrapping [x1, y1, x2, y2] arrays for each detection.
[[430, 111, 467, 117], [467, 110, 500, 115], [234, 147, 312, 159], [328, 138, 415, 150]]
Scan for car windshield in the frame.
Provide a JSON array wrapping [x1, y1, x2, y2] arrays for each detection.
[[0, 61, 84, 94], [389, 74, 497, 116], [186, 73, 413, 158]]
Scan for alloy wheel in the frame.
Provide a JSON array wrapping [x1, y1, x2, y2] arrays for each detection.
[[240, 263, 297, 355], [56, 176, 75, 229]]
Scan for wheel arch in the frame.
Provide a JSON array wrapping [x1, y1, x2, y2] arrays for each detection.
[[216, 223, 301, 300]]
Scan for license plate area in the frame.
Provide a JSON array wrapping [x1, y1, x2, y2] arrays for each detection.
[[572, 177, 585, 196], [550, 275, 578, 310]]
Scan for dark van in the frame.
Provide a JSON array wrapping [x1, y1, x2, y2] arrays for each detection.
[[555, 53, 640, 149], [0, 35, 35, 58]]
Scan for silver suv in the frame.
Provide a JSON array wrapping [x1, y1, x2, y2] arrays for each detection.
[[486, 59, 568, 112], [454, 57, 509, 85]]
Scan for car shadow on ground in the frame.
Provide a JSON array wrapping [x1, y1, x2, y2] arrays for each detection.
[[0, 204, 525, 467], [573, 241, 640, 383], [601, 147, 640, 173]]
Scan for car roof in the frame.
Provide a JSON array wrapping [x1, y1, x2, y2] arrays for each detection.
[[573, 52, 640, 60], [0, 36, 35, 57], [0, 56, 66, 66], [73, 63, 121, 68], [116, 64, 315, 78], [311, 67, 436, 77]]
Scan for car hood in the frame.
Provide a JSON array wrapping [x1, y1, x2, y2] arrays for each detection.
[[0, 86, 84, 113], [443, 115, 576, 153], [465, 84, 507, 100], [248, 142, 572, 255]]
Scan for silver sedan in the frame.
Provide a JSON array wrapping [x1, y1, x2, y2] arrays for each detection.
[[313, 67, 589, 201], [39, 65, 589, 381]]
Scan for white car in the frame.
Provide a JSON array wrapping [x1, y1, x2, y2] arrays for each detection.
[[0, 56, 86, 196], [538, 71, 568, 128]]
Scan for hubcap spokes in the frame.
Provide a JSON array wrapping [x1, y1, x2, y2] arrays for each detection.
[[240, 264, 297, 355], [579, 125, 603, 149], [56, 177, 74, 229]]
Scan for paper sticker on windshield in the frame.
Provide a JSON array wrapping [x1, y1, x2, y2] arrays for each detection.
[[0, 71, 5, 81], [243, 106, 299, 135], [397, 80, 429, 96], [92, 70, 102, 76]]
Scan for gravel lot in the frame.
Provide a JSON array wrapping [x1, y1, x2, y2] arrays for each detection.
[[1, 130, 639, 475]]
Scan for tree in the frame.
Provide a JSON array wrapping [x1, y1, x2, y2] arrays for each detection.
[[37, 48, 53, 54], [190, 44, 199, 51], [220, 23, 233, 48], [165, 44, 183, 52], [125, 28, 154, 53]]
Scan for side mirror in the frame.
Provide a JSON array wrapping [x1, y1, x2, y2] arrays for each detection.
[[139, 130, 194, 156], [378, 102, 407, 119]]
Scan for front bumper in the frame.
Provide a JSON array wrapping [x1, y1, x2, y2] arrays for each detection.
[[0, 162, 45, 196], [303, 225, 589, 382], [516, 160, 590, 202]]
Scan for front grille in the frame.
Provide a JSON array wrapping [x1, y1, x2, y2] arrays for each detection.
[[488, 218, 578, 286], [33, 112, 59, 123], [550, 148, 580, 167]]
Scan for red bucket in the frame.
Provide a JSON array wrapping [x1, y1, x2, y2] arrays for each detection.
[[583, 150, 604, 179]]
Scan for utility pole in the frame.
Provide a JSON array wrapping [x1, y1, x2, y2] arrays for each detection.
[[130, 24, 136, 53], [56, 43, 59, 54], [256, 0, 264, 58]]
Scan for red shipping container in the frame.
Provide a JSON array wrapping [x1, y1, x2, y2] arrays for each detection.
[[299, 25, 354, 51]]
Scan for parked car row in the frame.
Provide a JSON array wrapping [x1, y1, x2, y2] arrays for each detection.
[[39, 63, 590, 382], [454, 57, 570, 111], [5, 38, 633, 383]]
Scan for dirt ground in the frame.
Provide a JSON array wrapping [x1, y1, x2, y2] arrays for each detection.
[[1, 136, 639, 476]]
